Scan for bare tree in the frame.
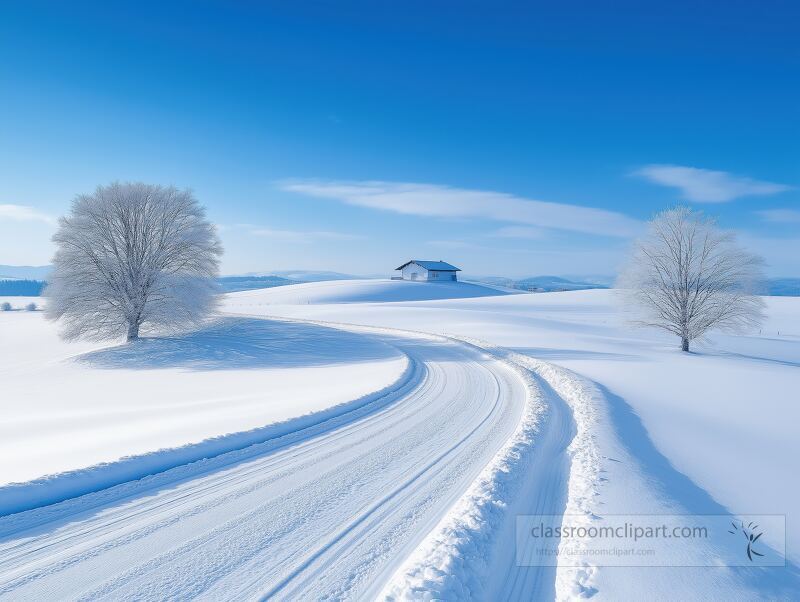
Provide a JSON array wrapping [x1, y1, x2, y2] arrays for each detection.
[[617, 207, 765, 352], [45, 182, 222, 341]]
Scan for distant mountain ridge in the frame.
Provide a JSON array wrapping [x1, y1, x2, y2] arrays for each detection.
[[468, 274, 800, 296], [217, 275, 298, 293], [0, 265, 51, 281], [257, 270, 362, 282], [464, 274, 609, 292], [514, 275, 609, 291]]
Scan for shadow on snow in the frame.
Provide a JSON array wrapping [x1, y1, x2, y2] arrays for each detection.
[[599, 383, 800, 597], [77, 318, 400, 370]]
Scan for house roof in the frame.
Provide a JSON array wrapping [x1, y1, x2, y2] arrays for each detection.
[[395, 260, 461, 272]]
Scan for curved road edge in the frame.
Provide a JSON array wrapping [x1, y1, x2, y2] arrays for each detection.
[[379, 338, 604, 601]]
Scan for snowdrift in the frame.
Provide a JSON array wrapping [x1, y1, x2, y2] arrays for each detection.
[[225, 278, 518, 305]]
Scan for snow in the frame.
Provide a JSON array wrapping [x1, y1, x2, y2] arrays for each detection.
[[0, 296, 40, 310], [1, 279, 798, 599], [0, 310, 407, 503], [0, 327, 529, 600], [224, 282, 800, 598], [226, 278, 518, 305]]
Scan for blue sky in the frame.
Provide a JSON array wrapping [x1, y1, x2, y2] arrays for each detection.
[[1, 1, 798, 277]]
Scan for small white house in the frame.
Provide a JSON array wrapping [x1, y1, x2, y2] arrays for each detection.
[[395, 260, 461, 282]]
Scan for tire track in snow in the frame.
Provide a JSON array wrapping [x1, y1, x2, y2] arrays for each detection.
[[379, 341, 584, 601], [486, 372, 575, 600]]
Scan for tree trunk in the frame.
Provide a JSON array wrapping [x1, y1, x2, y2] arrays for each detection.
[[127, 321, 140, 342], [681, 337, 690, 352]]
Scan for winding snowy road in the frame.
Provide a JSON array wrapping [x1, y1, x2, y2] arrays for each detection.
[[0, 326, 531, 600]]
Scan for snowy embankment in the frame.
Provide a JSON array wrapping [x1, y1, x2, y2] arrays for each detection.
[[0, 311, 408, 514], [379, 338, 603, 600]]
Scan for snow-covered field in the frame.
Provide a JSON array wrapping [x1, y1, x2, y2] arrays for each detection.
[[0, 306, 407, 509], [1, 280, 798, 599]]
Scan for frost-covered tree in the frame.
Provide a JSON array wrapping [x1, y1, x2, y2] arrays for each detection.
[[45, 182, 222, 341], [617, 206, 764, 352]]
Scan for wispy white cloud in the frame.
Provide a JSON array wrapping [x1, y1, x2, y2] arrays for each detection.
[[757, 209, 800, 223], [490, 225, 546, 239], [248, 227, 363, 243], [425, 240, 483, 250], [280, 180, 641, 238], [0, 204, 56, 225], [216, 222, 362, 243], [634, 164, 791, 203]]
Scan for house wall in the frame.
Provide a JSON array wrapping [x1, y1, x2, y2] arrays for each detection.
[[428, 270, 457, 281], [400, 264, 458, 281], [401, 264, 428, 281]]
